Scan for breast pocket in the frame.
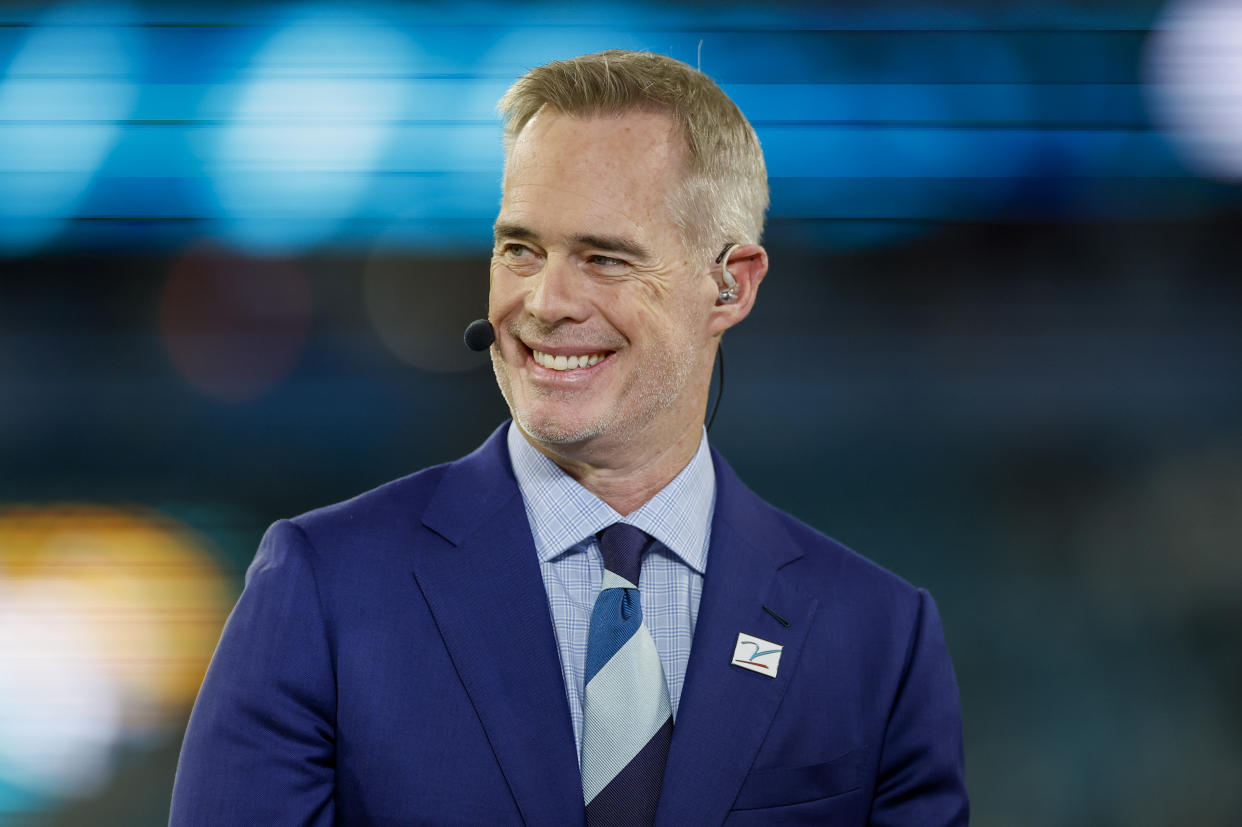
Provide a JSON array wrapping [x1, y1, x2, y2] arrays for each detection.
[[730, 746, 867, 811]]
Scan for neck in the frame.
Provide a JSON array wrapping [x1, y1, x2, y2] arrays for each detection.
[[520, 422, 704, 516]]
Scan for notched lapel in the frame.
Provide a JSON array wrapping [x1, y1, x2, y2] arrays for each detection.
[[656, 453, 819, 826], [413, 426, 585, 826]]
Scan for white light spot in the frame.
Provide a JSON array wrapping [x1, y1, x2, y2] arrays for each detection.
[[1145, 0, 1242, 180], [0, 579, 122, 797]]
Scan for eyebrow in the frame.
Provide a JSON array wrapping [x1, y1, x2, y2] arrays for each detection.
[[572, 234, 651, 261], [493, 223, 652, 262], [493, 223, 538, 244]]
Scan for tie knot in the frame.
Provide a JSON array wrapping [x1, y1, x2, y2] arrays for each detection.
[[597, 523, 651, 586]]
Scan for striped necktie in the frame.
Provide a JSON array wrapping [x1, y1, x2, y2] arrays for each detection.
[[581, 522, 673, 826]]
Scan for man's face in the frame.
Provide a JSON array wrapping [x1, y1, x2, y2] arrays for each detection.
[[489, 110, 720, 461]]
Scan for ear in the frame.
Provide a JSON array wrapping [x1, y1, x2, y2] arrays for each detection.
[[706, 243, 768, 337]]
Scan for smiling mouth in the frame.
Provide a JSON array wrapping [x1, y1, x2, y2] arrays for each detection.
[[530, 348, 609, 371]]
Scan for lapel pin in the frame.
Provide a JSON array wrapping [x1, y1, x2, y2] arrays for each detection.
[[731, 632, 783, 678]]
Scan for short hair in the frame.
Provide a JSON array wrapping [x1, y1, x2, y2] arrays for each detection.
[[497, 49, 769, 260]]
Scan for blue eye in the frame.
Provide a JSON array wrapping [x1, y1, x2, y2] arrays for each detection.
[[589, 255, 625, 268]]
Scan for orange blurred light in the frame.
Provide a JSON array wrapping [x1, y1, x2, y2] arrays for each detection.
[[0, 504, 233, 798]]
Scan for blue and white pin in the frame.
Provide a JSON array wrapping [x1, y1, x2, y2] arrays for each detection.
[[731, 633, 783, 677]]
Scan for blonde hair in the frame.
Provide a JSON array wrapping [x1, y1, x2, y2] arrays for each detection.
[[497, 49, 769, 260]]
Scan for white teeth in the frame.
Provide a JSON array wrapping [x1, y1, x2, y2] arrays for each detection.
[[532, 349, 607, 371]]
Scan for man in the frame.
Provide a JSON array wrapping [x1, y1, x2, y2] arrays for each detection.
[[171, 50, 968, 825]]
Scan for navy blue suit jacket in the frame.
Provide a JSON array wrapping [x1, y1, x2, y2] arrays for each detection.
[[171, 424, 968, 824]]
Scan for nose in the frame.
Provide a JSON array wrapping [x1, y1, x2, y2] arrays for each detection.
[[525, 254, 590, 325]]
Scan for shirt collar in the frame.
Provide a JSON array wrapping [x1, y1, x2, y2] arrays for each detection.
[[507, 422, 714, 575]]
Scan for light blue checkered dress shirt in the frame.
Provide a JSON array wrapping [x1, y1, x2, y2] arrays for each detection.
[[506, 423, 715, 757]]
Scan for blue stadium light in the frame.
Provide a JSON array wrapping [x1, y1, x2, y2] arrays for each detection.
[[1146, 0, 1242, 182], [0, 2, 138, 255], [206, 5, 418, 253]]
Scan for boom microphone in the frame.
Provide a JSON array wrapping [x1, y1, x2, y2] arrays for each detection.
[[463, 319, 496, 352]]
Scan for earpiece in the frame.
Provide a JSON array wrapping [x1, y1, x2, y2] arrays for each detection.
[[715, 243, 740, 303]]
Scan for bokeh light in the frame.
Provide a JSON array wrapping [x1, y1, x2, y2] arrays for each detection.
[[0, 2, 138, 255], [0, 504, 232, 812], [159, 243, 312, 403], [206, 6, 418, 252], [0, 578, 121, 801], [1145, 0, 1242, 181], [364, 236, 489, 374]]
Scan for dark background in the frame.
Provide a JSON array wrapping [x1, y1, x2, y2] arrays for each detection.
[[1, 1, 1240, 824]]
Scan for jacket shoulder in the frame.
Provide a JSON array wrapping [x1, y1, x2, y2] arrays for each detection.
[[712, 446, 921, 603], [283, 422, 514, 551], [786, 504, 916, 582], [742, 490, 927, 618], [288, 462, 452, 544]]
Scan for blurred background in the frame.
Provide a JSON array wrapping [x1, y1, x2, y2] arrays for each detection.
[[1, 0, 1240, 824]]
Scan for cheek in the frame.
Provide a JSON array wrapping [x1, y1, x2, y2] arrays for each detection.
[[668, 283, 715, 339], [619, 273, 713, 346], [620, 301, 697, 360], [487, 263, 522, 315]]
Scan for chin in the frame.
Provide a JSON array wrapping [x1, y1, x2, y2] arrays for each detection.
[[515, 409, 608, 446]]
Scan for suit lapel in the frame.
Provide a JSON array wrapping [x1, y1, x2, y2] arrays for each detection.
[[414, 426, 584, 825], [656, 451, 818, 825]]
